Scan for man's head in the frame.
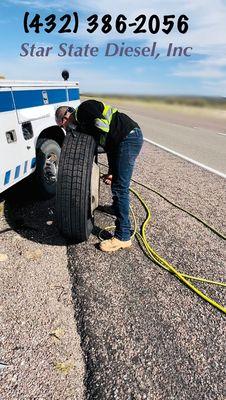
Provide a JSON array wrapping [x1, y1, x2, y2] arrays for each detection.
[[55, 106, 76, 128]]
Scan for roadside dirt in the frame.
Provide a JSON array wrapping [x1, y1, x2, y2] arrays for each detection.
[[0, 196, 85, 400]]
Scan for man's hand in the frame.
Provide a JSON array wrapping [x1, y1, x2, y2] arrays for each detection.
[[102, 174, 113, 185]]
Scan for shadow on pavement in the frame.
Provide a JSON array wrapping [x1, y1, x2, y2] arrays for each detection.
[[1, 183, 109, 247], [2, 183, 66, 246]]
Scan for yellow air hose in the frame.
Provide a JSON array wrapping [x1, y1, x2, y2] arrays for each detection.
[[98, 169, 226, 314], [130, 178, 226, 241], [130, 188, 226, 314]]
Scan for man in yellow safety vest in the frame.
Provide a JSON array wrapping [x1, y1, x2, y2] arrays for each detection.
[[55, 99, 143, 252]]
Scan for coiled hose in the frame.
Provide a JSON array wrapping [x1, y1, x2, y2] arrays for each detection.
[[99, 167, 226, 314]]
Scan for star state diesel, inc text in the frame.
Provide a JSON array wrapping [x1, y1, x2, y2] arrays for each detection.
[[20, 42, 193, 58]]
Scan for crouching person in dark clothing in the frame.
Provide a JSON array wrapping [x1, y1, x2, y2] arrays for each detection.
[[55, 99, 143, 252]]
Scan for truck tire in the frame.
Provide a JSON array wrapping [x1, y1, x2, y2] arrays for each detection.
[[35, 139, 61, 199], [56, 131, 99, 243]]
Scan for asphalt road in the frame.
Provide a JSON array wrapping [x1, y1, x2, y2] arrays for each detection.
[[86, 98, 226, 175], [68, 142, 225, 400]]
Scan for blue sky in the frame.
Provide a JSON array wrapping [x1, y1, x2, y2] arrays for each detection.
[[0, 0, 226, 96]]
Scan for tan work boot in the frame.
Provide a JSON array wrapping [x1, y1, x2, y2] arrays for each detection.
[[99, 237, 132, 252]]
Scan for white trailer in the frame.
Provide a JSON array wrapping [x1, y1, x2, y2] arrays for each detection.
[[0, 80, 80, 197]]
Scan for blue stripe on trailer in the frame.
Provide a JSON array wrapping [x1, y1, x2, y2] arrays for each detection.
[[14, 165, 21, 179], [13, 88, 69, 110], [24, 160, 28, 174], [13, 90, 43, 109], [0, 91, 15, 112], [0, 87, 79, 112], [68, 88, 80, 101], [47, 88, 68, 104], [31, 157, 36, 168], [4, 170, 11, 185]]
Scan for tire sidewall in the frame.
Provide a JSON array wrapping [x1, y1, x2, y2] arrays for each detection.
[[56, 131, 97, 242]]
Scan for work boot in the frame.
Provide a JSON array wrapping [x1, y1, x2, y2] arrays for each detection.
[[99, 237, 132, 252]]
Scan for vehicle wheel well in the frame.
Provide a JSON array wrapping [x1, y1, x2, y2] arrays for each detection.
[[37, 126, 65, 148]]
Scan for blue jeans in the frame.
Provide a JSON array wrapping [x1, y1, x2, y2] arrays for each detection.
[[109, 127, 143, 241]]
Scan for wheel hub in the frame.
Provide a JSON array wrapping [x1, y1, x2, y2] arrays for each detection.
[[44, 152, 58, 184]]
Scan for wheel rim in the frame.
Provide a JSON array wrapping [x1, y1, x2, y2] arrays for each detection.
[[90, 162, 100, 215], [43, 152, 58, 185]]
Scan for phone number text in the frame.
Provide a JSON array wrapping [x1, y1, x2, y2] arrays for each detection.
[[23, 12, 189, 35]]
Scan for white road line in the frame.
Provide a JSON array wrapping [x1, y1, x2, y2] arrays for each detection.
[[217, 133, 226, 136], [144, 138, 226, 179]]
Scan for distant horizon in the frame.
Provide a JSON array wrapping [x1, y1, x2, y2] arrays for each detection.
[[82, 93, 226, 100], [1, 76, 225, 101]]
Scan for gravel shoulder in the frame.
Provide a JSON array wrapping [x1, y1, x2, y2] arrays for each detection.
[[68, 142, 225, 400], [0, 197, 85, 400]]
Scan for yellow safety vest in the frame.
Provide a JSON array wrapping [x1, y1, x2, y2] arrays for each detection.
[[94, 103, 118, 146]]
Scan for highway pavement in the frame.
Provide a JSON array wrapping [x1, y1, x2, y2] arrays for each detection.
[[114, 100, 226, 176]]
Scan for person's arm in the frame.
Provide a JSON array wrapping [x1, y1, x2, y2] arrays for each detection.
[[77, 100, 107, 143], [101, 151, 113, 185], [107, 151, 114, 175], [77, 100, 104, 128]]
